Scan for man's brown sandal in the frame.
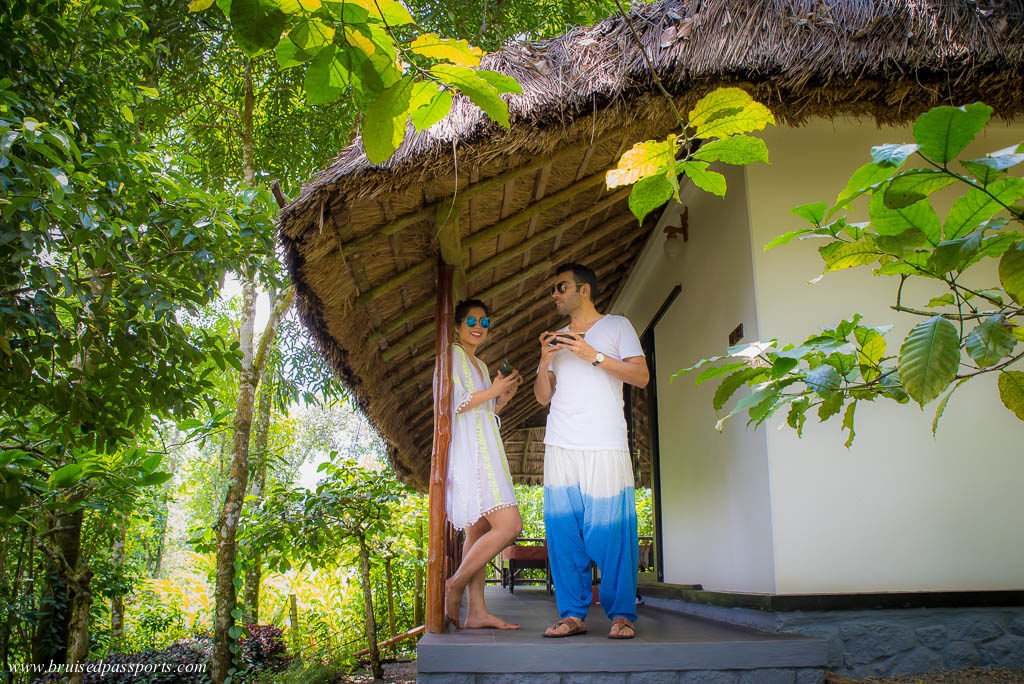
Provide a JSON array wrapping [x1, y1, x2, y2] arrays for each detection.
[[542, 616, 587, 638], [608, 616, 636, 639]]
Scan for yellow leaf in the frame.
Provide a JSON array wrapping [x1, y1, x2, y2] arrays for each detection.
[[605, 136, 678, 188], [1012, 326, 1024, 342], [187, 0, 214, 11], [345, 0, 414, 24], [344, 25, 377, 57], [0, 335, 10, 356], [688, 87, 775, 140], [410, 33, 483, 67], [278, 0, 322, 12]]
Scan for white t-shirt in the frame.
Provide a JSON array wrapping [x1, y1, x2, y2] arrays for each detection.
[[543, 314, 645, 451]]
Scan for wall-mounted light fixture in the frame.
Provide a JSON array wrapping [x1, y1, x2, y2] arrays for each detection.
[[663, 206, 689, 258]]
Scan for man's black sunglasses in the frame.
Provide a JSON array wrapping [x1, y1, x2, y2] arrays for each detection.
[[549, 280, 579, 296]]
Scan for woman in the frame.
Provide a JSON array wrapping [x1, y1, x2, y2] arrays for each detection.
[[442, 299, 524, 630]]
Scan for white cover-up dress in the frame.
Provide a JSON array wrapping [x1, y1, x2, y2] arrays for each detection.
[[443, 344, 517, 530]]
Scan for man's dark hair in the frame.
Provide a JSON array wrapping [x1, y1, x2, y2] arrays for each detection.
[[454, 298, 489, 325], [555, 263, 598, 299]]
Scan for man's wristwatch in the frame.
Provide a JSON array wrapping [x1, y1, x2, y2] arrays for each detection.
[[592, 352, 605, 367]]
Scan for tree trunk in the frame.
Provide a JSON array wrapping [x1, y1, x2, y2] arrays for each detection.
[[357, 539, 382, 679], [109, 519, 128, 651], [1, 525, 28, 681], [66, 568, 93, 684], [32, 508, 83, 666], [385, 556, 396, 657], [211, 281, 257, 684], [243, 384, 272, 625], [414, 521, 424, 627]]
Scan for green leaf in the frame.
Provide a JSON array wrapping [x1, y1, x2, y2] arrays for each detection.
[[693, 135, 768, 165], [140, 472, 174, 487], [769, 356, 798, 379], [791, 202, 827, 226], [410, 34, 483, 67], [369, 0, 414, 25], [925, 294, 955, 308], [230, 0, 286, 55], [871, 143, 919, 167], [410, 88, 453, 132], [713, 367, 764, 412], [883, 171, 958, 209], [431, 64, 511, 128], [817, 392, 844, 421], [606, 136, 677, 188], [943, 177, 1024, 240], [695, 361, 748, 386], [913, 103, 992, 164], [303, 46, 357, 105], [141, 453, 163, 473], [841, 401, 857, 447], [188, 0, 216, 10], [787, 398, 810, 436], [276, 40, 313, 68], [805, 364, 841, 396], [764, 228, 814, 251], [931, 378, 967, 435], [362, 77, 414, 164], [879, 371, 909, 403], [49, 464, 83, 489], [964, 315, 1016, 368], [715, 385, 778, 431], [868, 185, 941, 245], [688, 88, 775, 140], [855, 329, 886, 382], [818, 240, 880, 272], [999, 241, 1024, 304], [997, 371, 1024, 421], [628, 172, 674, 223], [677, 161, 726, 197], [897, 316, 960, 406], [475, 70, 523, 96], [927, 230, 982, 274], [289, 19, 334, 50], [832, 162, 899, 215]]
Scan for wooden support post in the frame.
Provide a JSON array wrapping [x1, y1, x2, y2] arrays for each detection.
[[426, 259, 455, 634]]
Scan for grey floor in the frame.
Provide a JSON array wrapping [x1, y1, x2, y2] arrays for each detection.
[[417, 586, 826, 674]]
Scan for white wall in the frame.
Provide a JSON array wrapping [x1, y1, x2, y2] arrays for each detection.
[[614, 165, 776, 593], [747, 118, 1024, 593]]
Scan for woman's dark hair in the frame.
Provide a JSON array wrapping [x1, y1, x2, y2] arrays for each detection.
[[454, 299, 489, 325]]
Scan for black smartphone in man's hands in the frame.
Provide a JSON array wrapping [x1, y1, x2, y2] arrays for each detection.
[[547, 333, 576, 346]]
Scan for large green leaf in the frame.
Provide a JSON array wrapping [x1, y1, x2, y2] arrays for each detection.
[[362, 77, 414, 164], [688, 88, 774, 140], [49, 463, 83, 489], [805, 364, 841, 396], [693, 135, 768, 165], [818, 240, 880, 272], [678, 161, 726, 197], [410, 88, 453, 132], [831, 162, 899, 215], [289, 18, 334, 50], [230, 0, 286, 55], [628, 172, 674, 223], [998, 240, 1024, 304], [943, 176, 1024, 240], [431, 64, 511, 128], [927, 230, 982, 274], [998, 371, 1024, 421], [303, 46, 354, 105], [791, 202, 827, 226], [871, 143, 919, 167], [476, 70, 523, 95], [695, 361, 748, 386], [897, 316, 960, 406], [869, 185, 941, 245], [713, 367, 764, 412], [883, 171, 958, 209], [912, 103, 992, 164], [964, 315, 1016, 368]]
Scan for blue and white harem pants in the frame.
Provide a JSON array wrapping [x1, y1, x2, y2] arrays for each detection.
[[544, 445, 639, 622]]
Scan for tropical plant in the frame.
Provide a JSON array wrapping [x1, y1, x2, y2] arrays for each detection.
[[679, 103, 1024, 441]]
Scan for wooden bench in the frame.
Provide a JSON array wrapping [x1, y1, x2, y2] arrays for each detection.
[[500, 538, 552, 595]]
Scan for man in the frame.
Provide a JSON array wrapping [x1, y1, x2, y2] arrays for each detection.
[[534, 263, 649, 639]]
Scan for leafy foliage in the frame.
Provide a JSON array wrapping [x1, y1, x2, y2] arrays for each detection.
[[606, 88, 774, 222], [678, 103, 1024, 440]]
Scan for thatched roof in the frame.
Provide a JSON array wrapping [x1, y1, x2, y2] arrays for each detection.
[[279, 0, 1024, 490]]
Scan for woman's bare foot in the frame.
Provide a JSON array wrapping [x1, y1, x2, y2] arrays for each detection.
[[444, 578, 463, 629], [464, 612, 520, 630]]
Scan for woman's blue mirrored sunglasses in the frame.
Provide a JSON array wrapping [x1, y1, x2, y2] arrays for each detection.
[[464, 316, 490, 329]]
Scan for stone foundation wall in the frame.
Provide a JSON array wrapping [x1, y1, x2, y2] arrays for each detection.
[[643, 596, 1024, 680], [417, 669, 824, 683]]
